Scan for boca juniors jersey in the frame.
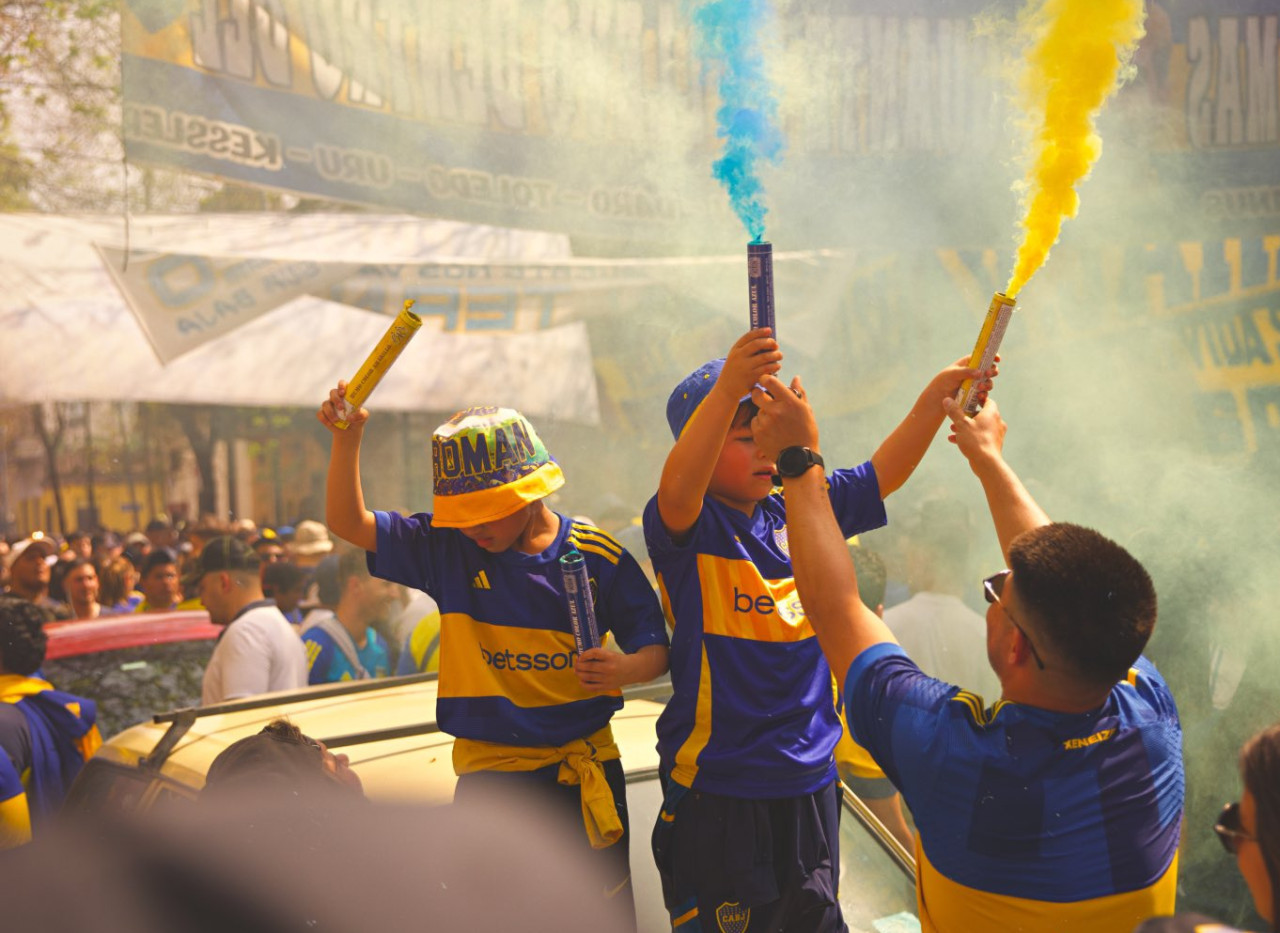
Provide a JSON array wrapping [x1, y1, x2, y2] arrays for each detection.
[[845, 645, 1184, 932], [643, 462, 886, 798], [369, 510, 668, 747]]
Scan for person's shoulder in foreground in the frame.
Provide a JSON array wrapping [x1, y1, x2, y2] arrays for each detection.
[[0, 595, 101, 847]]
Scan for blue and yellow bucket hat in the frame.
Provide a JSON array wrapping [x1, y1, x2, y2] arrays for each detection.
[[430, 407, 565, 528]]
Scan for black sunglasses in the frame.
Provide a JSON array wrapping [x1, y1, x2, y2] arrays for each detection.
[[1214, 801, 1257, 855], [983, 569, 1046, 671]]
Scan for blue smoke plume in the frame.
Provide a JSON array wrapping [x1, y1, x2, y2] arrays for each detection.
[[690, 0, 785, 243]]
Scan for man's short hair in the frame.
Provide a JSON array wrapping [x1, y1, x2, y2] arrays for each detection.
[[0, 596, 50, 675], [140, 547, 179, 578], [203, 718, 355, 801], [336, 548, 372, 591], [312, 554, 342, 607], [1009, 523, 1156, 687], [262, 561, 307, 595], [848, 545, 887, 612]]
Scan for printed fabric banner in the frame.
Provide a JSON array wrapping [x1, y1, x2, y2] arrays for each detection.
[[120, 0, 1280, 249]]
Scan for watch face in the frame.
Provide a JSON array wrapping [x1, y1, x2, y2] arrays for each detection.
[[778, 447, 809, 477]]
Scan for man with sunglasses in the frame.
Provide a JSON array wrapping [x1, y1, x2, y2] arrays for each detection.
[[750, 375, 1183, 933]]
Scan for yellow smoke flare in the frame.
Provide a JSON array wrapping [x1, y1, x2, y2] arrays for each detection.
[[1006, 0, 1145, 298]]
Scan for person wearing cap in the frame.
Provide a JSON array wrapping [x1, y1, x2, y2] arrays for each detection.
[[2, 536, 72, 621], [251, 527, 286, 565], [144, 516, 177, 551], [197, 536, 308, 706], [288, 519, 334, 569], [89, 530, 123, 567], [319, 387, 669, 928], [0, 596, 101, 847], [644, 328, 994, 933]]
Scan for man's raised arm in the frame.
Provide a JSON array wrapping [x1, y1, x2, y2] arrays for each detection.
[[942, 397, 1050, 565], [751, 375, 895, 693]]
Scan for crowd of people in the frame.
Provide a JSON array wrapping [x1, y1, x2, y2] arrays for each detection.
[[0, 325, 1275, 932]]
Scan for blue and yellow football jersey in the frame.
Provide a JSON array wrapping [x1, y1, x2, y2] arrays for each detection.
[[0, 746, 30, 847], [369, 511, 668, 747], [643, 463, 887, 797], [396, 605, 443, 675], [302, 624, 390, 684], [0, 674, 100, 840], [845, 645, 1184, 932]]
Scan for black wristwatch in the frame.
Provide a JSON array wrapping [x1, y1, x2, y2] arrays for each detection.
[[775, 446, 825, 478]]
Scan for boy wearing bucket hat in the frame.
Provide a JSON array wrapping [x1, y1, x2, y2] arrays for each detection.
[[645, 328, 994, 933], [318, 384, 669, 927]]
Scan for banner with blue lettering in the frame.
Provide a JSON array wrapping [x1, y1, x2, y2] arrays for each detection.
[[121, 1, 1280, 249]]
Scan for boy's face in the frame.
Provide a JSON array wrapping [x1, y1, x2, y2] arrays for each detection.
[[708, 407, 776, 511], [459, 505, 533, 553]]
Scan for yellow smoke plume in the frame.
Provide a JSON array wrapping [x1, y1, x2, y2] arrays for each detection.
[[1006, 0, 1146, 298]]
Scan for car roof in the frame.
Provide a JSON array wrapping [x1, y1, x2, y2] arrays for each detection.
[[44, 610, 220, 660], [94, 675, 666, 802]]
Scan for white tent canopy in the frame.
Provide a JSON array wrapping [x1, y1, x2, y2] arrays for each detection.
[[0, 213, 605, 423]]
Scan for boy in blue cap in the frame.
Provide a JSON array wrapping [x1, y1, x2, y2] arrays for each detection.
[[319, 386, 669, 928], [645, 328, 994, 932]]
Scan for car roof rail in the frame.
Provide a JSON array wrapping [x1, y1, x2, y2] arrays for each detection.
[[152, 672, 440, 724], [319, 720, 442, 749], [316, 676, 675, 751]]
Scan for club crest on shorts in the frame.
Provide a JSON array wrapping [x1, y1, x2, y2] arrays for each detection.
[[715, 901, 750, 933], [773, 525, 789, 556]]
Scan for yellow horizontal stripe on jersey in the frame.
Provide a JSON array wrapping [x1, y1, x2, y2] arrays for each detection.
[[915, 841, 1178, 933], [437, 613, 618, 708], [696, 554, 813, 642]]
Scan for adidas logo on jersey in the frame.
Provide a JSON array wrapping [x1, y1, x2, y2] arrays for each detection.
[[472, 570, 492, 590]]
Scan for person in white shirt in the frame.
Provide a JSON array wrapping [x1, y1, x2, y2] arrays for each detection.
[[196, 536, 308, 706], [884, 496, 1002, 701]]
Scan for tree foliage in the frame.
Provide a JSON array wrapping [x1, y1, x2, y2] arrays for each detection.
[[0, 0, 221, 211]]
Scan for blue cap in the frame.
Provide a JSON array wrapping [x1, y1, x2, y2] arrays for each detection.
[[666, 359, 756, 439]]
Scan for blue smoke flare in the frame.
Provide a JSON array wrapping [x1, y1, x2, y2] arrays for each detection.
[[690, 0, 785, 243]]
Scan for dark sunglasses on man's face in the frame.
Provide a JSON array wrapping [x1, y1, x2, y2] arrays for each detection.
[[1214, 801, 1257, 855], [983, 569, 1046, 671]]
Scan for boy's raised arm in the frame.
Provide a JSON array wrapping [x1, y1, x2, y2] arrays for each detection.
[[317, 381, 378, 552], [870, 357, 995, 498], [656, 329, 780, 538]]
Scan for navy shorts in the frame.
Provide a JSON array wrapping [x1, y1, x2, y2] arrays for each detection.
[[652, 775, 847, 933], [454, 759, 635, 931]]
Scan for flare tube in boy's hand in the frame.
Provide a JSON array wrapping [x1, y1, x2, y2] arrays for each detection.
[[956, 292, 1015, 415], [748, 241, 775, 342], [560, 550, 601, 653], [334, 300, 423, 429]]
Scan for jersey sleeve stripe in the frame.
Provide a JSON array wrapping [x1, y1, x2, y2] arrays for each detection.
[[569, 525, 624, 557], [571, 541, 622, 565]]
